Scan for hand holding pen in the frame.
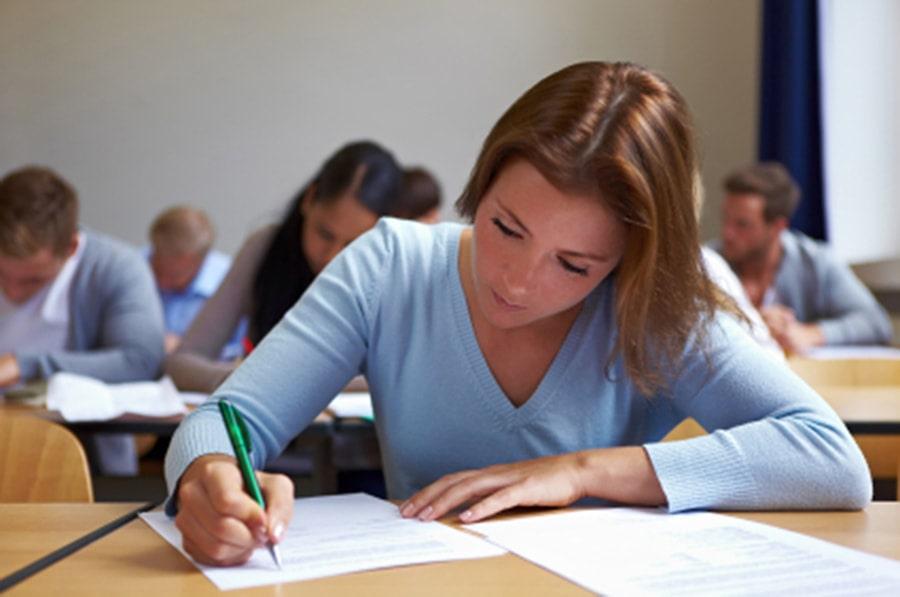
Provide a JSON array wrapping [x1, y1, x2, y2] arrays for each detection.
[[173, 402, 295, 568], [218, 399, 284, 568]]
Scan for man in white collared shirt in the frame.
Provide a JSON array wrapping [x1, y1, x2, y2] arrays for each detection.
[[0, 166, 165, 475]]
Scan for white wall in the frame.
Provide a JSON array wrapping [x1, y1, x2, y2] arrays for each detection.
[[0, 0, 759, 253], [820, 0, 900, 265]]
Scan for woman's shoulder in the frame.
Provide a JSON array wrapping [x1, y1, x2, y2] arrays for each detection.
[[371, 216, 464, 243], [692, 308, 775, 367], [321, 218, 466, 304], [353, 217, 464, 267]]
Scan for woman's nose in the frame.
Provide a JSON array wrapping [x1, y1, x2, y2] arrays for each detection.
[[501, 255, 537, 295]]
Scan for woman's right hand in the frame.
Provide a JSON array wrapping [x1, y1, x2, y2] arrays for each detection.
[[174, 454, 294, 566]]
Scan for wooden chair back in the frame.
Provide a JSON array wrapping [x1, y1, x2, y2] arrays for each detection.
[[0, 413, 93, 502]]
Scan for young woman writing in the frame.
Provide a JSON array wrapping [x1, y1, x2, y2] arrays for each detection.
[[165, 62, 870, 566]]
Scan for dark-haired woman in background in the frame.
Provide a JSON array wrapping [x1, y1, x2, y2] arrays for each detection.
[[165, 140, 404, 393]]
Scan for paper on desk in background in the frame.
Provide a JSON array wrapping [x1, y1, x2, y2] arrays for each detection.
[[467, 508, 900, 596], [178, 391, 210, 406], [178, 391, 367, 415], [804, 345, 900, 360], [141, 493, 504, 591], [46, 372, 189, 421], [327, 392, 374, 420]]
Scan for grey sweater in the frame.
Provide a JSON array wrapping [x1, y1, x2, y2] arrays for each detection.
[[713, 230, 892, 346], [15, 230, 165, 381], [13, 230, 165, 476]]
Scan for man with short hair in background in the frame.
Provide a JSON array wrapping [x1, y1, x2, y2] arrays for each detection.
[[713, 161, 892, 354], [0, 165, 165, 474], [148, 205, 243, 359]]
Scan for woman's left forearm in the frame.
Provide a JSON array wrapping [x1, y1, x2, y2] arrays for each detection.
[[575, 446, 667, 506]]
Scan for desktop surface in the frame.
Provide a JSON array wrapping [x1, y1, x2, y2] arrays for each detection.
[[2, 503, 899, 596]]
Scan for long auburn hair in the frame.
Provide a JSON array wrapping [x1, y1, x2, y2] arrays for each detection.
[[457, 61, 730, 395]]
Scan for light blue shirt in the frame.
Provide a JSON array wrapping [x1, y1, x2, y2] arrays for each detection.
[[166, 219, 870, 513], [149, 249, 245, 360]]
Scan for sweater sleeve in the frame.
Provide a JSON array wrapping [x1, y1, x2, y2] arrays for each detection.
[[814, 253, 893, 346], [15, 245, 165, 383], [164, 227, 272, 392], [644, 315, 872, 512], [164, 220, 395, 501]]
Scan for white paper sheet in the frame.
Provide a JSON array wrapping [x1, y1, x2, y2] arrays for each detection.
[[46, 372, 188, 421], [326, 392, 374, 420], [468, 508, 900, 596], [803, 345, 900, 360], [140, 493, 505, 591]]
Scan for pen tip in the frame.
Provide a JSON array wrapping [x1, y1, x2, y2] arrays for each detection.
[[270, 544, 283, 569]]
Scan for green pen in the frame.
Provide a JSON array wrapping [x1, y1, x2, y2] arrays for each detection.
[[218, 398, 283, 569]]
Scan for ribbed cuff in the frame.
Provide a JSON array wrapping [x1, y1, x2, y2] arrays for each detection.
[[163, 408, 235, 516], [644, 432, 759, 513]]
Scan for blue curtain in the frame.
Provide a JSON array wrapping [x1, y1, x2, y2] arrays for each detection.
[[758, 0, 826, 240]]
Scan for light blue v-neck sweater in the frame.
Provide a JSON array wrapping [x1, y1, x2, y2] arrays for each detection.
[[165, 219, 871, 512]]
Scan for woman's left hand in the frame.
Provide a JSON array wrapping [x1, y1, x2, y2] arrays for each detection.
[[399, 453, 587, 523]]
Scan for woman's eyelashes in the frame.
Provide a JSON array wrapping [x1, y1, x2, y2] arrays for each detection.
[[558, 258, 589, 276], [492, 217, 521, 238], [492, 216, 589, 277]]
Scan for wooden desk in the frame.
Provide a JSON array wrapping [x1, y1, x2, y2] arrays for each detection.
[[788, 357, 900, 387], [808, 383, 900, 495], [787, 359, 900, 494], [0, 503, 138, 579], [2, 503, 899, 596], [819, 385, 900, 434]]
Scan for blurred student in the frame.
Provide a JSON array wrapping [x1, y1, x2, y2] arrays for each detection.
[[0, 166, 164, 475], [148, 205, 244, 358], [391, 167, 442, 223], [715, 162, 892, 354], [165, 62, 869, 567], [164, 140, 405, 393], [693, 174, 782, 359]]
